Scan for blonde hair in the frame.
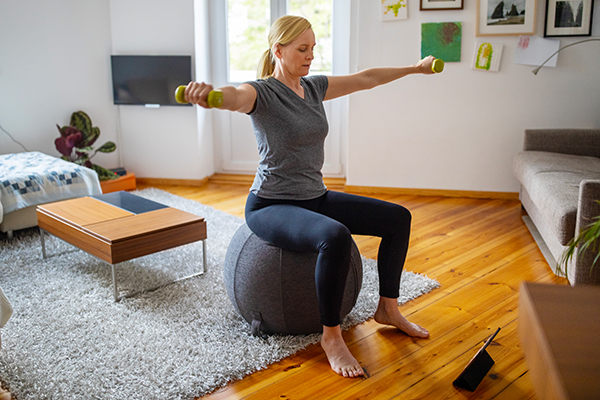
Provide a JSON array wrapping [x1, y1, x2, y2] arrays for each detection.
[[257, 15, 312, 79]]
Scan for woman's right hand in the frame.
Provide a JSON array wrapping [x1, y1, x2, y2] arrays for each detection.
[[184, 81, 215, 109], [183, 81, 257, 113]]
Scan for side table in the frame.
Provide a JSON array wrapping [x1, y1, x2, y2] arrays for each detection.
[[519, 282, 600, 400]]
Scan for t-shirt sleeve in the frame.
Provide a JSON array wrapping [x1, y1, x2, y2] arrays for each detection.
[[244, 80, 263, 115], [306, 75, 329, 101]]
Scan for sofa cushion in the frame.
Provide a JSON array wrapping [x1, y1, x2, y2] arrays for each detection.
[[514, 151, 600, 245], [514, 151, 600, 188]]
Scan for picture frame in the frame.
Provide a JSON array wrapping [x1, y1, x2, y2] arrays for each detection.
[[421, 22, 463, 61], [420, 0, 463, 11], [382, 0, 409, 21], [544, 0, 595, 37], [472, 42, 504, 71], [477, 0, 538, 36]]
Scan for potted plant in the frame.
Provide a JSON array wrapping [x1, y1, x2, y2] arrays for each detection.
[[55, 111, 117, 181], [559, 201, 600, 277]]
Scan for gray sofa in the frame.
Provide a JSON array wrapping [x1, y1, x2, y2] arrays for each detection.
[[513, 129, 600, 285]]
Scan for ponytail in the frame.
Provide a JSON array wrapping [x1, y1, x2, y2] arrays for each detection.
[[257, 48, 275, 80]]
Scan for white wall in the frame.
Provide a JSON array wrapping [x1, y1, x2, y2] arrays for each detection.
[[109, 0, 206, 180], [0, 0, 118, 170], [2, 1, 599, 192], [0, 0, 210, 181], [347, 0, 600, 193]]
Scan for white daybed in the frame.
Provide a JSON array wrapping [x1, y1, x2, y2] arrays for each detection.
[[0, 152, 102, 239]]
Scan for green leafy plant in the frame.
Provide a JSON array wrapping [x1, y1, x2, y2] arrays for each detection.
[[55, 111, 117, 181], [559, 201, 600, 277]]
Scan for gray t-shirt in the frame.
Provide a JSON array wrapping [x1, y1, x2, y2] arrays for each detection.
[[246, 75, 329, 200]]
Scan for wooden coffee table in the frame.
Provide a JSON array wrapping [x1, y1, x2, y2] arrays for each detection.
[[36, 191, 207, 301]]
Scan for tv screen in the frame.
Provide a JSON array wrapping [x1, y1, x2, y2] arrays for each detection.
[[110, 55, 192, 106]]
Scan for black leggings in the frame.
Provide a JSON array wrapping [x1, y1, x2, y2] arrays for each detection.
[[245, 190, 412, 327]]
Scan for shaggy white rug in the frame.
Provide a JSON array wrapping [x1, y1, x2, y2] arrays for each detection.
[[0, 188, 440, 400]]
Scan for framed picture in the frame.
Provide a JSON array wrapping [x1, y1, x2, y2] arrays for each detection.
[[472, 42, 504, 71], [382, 0, 408, 21], [544, 0, 595, 36], [421, 22, 462, 61], [477, 0, 538, 36], [420, 0, 463, 10], [514, 35, 561, 66]]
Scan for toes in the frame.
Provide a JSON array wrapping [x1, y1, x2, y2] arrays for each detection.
[[337, 365, 364, 378], [348, 366, 364, 378], [413, 323, 430, 338]]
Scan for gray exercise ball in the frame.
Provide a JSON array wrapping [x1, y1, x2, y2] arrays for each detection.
[[224, 223, 363, 336]]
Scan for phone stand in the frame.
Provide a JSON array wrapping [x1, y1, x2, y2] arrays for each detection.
[[452, 327, 501, 391]]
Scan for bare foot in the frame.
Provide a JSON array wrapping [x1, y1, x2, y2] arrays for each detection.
[[321, 325, 364, 378], [0, 387, 11, 400], [374, 297, 429, 338]]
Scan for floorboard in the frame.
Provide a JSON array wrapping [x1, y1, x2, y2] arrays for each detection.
[[136, 181, 566, 400]]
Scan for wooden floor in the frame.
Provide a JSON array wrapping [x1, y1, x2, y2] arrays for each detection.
[[137, 180, 567, 400]]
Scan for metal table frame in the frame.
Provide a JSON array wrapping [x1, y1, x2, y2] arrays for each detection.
[[40, 227, 207, 302]]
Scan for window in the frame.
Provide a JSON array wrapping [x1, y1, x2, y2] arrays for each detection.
[[226, 0, 332, 83], [211, 0, 347, 177], [287, 0, 332, 74], [227, 0, 270, 82]]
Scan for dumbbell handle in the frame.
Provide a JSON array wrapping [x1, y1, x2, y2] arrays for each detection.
[[432, 59, 444, 73], [174, 85, 224, 108]]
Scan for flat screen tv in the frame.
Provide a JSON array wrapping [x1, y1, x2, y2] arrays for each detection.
[[110, 55, 192, 106]]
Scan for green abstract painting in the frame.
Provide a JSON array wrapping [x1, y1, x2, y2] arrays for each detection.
[[421, 22, 462, 62]]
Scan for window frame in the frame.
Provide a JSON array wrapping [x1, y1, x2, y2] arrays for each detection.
[[207, 0, 349, 177], [212, 0, 340, 85]]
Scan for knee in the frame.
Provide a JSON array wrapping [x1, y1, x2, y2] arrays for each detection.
[[392, 204, 412, 226], [319, 224, 352, 254], [386, 204, 412, 227], [386, 204, 411, 237]]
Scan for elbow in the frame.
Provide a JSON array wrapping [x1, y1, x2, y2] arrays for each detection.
[[360, 69, 381, 90]]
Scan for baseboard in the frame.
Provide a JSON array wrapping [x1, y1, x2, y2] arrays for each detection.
[[208, 173, 346, 191], [208, 174, 253, 185], [344, 185, 519, 200], [136, 177, 209, 187], [144, 173, 519, 200]]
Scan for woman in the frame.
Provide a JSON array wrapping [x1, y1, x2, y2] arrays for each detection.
[[184, 15, 435, 378]]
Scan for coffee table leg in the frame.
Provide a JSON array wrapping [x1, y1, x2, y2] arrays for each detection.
[[202, 239, 207, 274], [40, 228, 47, 259], [111, 239, 208, 302], [111, 264, 119, 302]]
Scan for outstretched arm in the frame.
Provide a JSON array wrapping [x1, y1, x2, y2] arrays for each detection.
[[324, 56, 436, 101], [184, 82, 257, 114]]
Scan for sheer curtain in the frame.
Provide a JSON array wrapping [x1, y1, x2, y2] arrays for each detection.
[[193, 0, 216, 178]]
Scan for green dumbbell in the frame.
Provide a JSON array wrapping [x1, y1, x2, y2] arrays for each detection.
[[432, 59, 444, 73], [174, 85, 224, 108]]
